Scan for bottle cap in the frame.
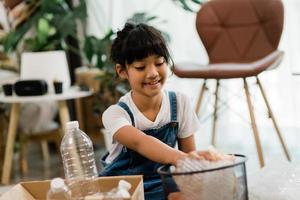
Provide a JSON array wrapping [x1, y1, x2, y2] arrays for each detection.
[[66, 121, 79, 130], [51, 177, 66, 190], [118, 180, 131, 191]]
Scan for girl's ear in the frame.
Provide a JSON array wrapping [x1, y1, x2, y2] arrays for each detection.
[[115, 64, 128, 79]]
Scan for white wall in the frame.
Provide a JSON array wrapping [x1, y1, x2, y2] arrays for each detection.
[[86, 0, 208, 64]]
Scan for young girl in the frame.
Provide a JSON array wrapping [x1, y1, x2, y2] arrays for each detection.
[[100, 23, 202, 200]]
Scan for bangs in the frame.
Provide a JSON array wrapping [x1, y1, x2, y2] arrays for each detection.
[[121, 25, 170, 65]]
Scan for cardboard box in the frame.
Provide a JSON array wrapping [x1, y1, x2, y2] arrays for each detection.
[[0, 175, 144, 200]]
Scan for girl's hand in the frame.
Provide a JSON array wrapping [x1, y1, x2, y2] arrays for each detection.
[[184, 147, 234, 162], [168, 192, 185, 200], [185, 150, 219, 161]]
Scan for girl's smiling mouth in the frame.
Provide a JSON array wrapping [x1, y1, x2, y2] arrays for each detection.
[[143, 79, 161, 87]]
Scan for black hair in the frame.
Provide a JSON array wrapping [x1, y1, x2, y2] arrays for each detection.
[[110, 23, 171, 69]]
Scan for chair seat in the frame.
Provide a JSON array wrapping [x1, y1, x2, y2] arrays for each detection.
[[174, 51, 283, 79]]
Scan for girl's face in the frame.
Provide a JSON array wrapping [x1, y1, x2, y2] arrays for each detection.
[[117, 55, 168, 98]]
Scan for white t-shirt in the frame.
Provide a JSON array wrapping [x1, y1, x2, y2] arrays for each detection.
[[102, 89, 200, 163]]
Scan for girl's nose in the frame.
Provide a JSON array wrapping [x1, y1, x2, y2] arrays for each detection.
[[146, 65, 159, 78]]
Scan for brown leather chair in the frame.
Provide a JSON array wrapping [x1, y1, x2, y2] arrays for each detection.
[[173, 0, 290, 167]]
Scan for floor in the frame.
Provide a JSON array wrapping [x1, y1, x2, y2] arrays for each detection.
[[1, 69, 300, 196]]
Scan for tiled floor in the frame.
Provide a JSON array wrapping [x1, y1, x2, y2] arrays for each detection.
[[1, 69, 300, 196]]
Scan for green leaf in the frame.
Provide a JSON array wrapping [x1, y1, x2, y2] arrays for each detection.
[[177, 0, 195, 12], [146, 16, 158, 22], [173, 0, 200, 12], [3, 11, 42, 52], [40, 0, 70, 15], [83, 29, 115, 70], [48, 27, 56, 36], [191, 0, 204, 4], [83, 36, 94, 62], [24, 38, 38, 51], [44, 13, 54, 21], [37, 18, 50, 34], [3, 0, 87, 53], [172, 0, 204, 12]]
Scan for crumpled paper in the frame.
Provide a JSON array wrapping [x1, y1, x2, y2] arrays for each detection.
[[172, 148, 247, 200]]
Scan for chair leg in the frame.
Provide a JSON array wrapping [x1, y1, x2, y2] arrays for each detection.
[[55, 132, 62, 163], [20, 137, 28, 176], [41, 141, 50, 164], [195, 79, 207, 116], [211, 80, 220, 146], [256, 77, 291, 161], [243, 78, 265, 167], [0, 114, 4, 173]]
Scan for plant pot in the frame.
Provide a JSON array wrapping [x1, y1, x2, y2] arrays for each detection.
[[53, 82, 63, 94]]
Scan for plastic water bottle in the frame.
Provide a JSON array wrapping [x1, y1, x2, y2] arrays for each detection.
[[47, 177, 71, 200], [60, 121, 98, 199]]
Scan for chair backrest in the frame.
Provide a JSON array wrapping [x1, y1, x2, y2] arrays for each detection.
[[21, 51, 71, 93], [196, 0, 283, 64]]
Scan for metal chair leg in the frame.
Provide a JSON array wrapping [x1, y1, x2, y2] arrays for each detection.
[[211, 80, 220, 146], [256, 77, 291, 161], [244, 78, 265, 167], [195, 79, 207, 116]]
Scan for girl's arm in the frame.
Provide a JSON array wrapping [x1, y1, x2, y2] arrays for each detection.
[[178, 134, 196, 153], [113, 125, 187, 165]]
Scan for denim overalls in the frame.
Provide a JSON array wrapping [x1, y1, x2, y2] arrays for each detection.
[[100, 91, 178, 200]]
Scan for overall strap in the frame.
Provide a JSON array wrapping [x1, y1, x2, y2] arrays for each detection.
[[168, 91, 177, 121], [118, 101, 135, 127]]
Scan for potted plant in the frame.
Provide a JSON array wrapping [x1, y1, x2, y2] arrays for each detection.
[[3, 0, 87, 55]]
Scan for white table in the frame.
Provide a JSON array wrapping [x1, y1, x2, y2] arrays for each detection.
[[0, 86, 92, 184]]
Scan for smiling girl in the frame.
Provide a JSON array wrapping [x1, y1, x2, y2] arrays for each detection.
[[100, 23, 201, 200]]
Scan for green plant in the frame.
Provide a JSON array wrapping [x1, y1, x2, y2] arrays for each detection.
[[172, 0, 204, 12], [83, 30, 128, 115], [3, 0, 87, 53]]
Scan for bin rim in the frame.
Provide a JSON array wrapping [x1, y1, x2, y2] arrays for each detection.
[[157, 154, 247, 176]]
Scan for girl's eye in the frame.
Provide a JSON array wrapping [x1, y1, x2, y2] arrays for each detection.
[[156, 60, 165, 67], [135, 66, 145, 71]]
